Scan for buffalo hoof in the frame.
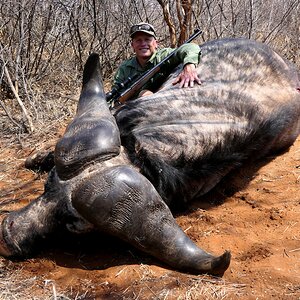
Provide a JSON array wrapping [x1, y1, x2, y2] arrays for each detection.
[[25, 150, 55, 173]]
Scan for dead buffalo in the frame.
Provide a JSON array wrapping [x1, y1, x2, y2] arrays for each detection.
[[1, 38, 300, 275]]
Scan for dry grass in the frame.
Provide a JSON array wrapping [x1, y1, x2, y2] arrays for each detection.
[[0, 258, 246, 300], [116, 264, 247, 300], [0, 258, 50, 300], [180, 277, 247, 300], [0, 258, 90, 300]]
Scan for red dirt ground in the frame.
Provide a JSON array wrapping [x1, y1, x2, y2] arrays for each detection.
[[0, 130, 299, 299]]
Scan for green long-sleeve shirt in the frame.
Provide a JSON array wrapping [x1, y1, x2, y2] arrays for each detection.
[[113, 43, 201, 98]]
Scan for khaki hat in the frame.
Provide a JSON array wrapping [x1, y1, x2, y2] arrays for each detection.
[[129, 22, 156, 38]]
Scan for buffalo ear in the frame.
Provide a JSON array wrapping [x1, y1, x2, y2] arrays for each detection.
[[54, 53, 121, 181]]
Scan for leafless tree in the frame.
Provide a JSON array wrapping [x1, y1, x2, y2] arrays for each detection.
[[0, 0, 299, 135]]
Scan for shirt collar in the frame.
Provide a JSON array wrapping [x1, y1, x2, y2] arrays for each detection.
[[148, 51, 157, 64]]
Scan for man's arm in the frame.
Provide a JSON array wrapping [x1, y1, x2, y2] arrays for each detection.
[[170, 43, 201, 88]]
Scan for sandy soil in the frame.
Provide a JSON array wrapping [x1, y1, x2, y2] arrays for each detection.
[[0, 130, 299, 300]]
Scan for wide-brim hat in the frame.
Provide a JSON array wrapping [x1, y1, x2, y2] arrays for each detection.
[[130, 22, 156, 38]]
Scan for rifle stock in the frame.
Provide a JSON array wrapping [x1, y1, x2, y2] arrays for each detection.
[[108, 28, 202, 106]]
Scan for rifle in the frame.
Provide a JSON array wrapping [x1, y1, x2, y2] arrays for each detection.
[[106, 28, 202, 107]]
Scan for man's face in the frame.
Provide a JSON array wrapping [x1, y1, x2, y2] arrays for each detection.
[[131, 32, 158, 61]]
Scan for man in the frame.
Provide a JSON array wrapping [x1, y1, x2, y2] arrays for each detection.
[[113, 22, 201, 99]]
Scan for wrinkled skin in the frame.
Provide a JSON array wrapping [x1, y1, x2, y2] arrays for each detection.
[[1, 38, 300, 275]]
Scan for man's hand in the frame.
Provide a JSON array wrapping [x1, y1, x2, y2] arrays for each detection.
[[172, 63, 201, 88]]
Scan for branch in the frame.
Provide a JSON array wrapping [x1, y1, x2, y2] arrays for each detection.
[[3, 62, 34, 133], [0, 99, 24, 130], [156, 0, 177, 47]]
